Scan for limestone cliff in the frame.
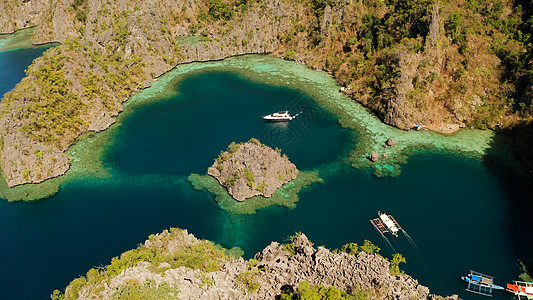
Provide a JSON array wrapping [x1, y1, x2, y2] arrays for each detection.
[[0, 0, 49, 35], [0, 0, 297, 187], [0, 0, 532, 189], [54, 228, 459, 299], [207, 139, 298, 201]]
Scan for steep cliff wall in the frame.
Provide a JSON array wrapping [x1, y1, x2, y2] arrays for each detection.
[[0, 0, 50, 35], [0, 0, 532, 188], [0, 0, 297, 187]]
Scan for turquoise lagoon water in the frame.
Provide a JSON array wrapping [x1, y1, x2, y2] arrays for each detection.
[[107, 72, 352, 174], [0, 47, 532, 300]]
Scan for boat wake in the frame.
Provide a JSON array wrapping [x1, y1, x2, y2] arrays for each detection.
[[380, 235, 396, 253], [370, 212, 425, 264], [401, 229, 426, 264]]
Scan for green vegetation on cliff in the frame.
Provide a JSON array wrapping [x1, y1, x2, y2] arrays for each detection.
[[333, 239, 406, 276], [269, 0, 533, 130], [52, 228, 232, 300], [1, 0, 532, 188], [280, 280, 369, 300], [5, 49, 86, 148], [53, 229, 413, 300], [0, 35, 149, 149]]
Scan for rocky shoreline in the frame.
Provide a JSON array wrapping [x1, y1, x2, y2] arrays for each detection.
[[0, 0, 531, 193], [56, 228, 459, 299], [208, 139, 298, 201], [0, 0, 299, 188]]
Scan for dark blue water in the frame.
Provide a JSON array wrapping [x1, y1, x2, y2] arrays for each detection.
[[0, 45, 52, 99], [0, 50, 531, 300]]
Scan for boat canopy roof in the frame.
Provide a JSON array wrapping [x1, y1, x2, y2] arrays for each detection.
[[464, 271, 498, 296], [480, 277, 493, 285]]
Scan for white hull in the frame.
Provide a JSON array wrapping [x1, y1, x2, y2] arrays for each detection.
[[379, 214, 399, 235], [263, 116, 294, 121], [262, 110, 300, 121]]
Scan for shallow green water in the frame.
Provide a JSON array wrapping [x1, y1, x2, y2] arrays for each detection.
[[0, 52, 532, 300]]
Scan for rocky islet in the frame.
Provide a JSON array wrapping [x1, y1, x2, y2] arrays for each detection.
[[207, 139, 298, 201]]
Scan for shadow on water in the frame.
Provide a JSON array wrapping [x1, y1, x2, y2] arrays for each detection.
[[483, 124, 533, 280]]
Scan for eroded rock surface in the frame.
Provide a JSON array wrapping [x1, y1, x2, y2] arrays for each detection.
[[2, 0, 532, 189], [0, 0, 299, 187], [0, 0, 50, 35], [65, 230, 459, 300], [208, 139, 298, 201]]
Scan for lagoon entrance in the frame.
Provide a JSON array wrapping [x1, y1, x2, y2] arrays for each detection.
[[0, 47, 532, 300]]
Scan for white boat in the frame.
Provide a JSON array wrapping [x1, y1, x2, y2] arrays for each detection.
[[379, 213, 400, 236], [262, 111, 300, 121], [371, 212, 402, 237]]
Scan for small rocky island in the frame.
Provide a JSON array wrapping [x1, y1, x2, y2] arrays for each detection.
[[207, 138, 298, 201]]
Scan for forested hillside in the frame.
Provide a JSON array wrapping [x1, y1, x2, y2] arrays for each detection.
[[0, 0, 532, 187]]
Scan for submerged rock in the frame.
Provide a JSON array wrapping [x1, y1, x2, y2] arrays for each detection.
[[369, 151, 379, 162], [207, 138, 298, 201], [386, 138, 395, 146]]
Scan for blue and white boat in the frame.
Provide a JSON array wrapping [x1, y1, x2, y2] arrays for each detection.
[[462, 270, 505, 297]]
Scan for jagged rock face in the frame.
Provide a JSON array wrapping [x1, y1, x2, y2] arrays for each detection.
[[31, 0, 78, 44], [254, 234, 435, 299], [0, 0, 50, 34], [0, 114, 70, 186], [0, 0, 299, 187], [208, 139, 298, 201], [2, 0, 531, 188], [69, 230, 459, 300], [73, 229, 251, 300]]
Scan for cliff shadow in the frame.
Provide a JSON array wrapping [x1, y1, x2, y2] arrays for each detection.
[[483, 121, 533, 278]]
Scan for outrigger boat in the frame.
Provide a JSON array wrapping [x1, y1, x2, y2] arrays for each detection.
[[461, 270, 505, 297], [370, 212, 401, 237], [262, 111, 301, 121], [507, 281, 533, 299]]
